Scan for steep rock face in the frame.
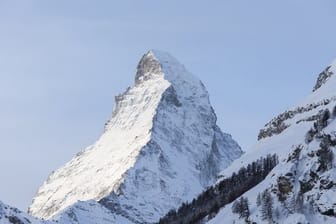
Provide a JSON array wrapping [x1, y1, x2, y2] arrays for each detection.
[[207, 60, 336, 224], [28, 50, 242, 223]]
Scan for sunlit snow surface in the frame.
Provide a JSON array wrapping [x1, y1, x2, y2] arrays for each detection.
[[28, 50, 242, 223]]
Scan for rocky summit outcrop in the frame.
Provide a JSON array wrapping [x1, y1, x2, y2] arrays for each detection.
[[28, 50, 242, 224]]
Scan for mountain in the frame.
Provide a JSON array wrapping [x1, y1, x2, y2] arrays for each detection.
[[8, 50, 334, 224], [160, 60, 336, 223], [28, 50, 242, 223]]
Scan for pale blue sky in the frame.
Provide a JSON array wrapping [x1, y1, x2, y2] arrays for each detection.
[[1, 1, 336, 210]]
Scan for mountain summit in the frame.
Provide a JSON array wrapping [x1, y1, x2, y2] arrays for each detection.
[[28, 50, 242, 223]]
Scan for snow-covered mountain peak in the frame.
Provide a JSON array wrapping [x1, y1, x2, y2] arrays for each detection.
[[134, 50, 162, 84], [29, 50, 242, 223], [109, 50, 208, 131], [135, 50, 201, 91]]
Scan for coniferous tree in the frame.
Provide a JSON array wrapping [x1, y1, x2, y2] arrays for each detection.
[[305, 128, 316, 144], [261, 190, 273, 223], [256, 193, 262, 207], [316, 109, 330, 131], [232, 197, 250, 221], [317, 136, 334, 172], [232, 199, 242, 216], [241, 197, 250, 221]]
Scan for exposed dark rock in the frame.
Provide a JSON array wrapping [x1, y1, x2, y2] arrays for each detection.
[[277, 176, 293, 202], [320, 208, 335, 217], [285, 172, 294, 177], [287, 145, 303, 162], [313, 66, 333, 92], [162, 86, 182, 107], [258, 99, 335, 140], [135, 51, 162, 84], [300, 180, 315, 194], [7, 216, 25, 224], [319, 179, 334, 190]]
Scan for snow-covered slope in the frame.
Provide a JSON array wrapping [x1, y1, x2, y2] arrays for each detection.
[[54, 200, 133, 224], [28, 50, 242, 223], [0, 201, 49, 224], [207, 60, 336, 223], [0, 200, 129, 224]]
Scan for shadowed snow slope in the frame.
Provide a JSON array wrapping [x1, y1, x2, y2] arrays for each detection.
[[28, 50, 242, 223], [0, 201, 49, 224]]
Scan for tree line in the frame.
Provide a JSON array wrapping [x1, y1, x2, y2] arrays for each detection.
[[159, 154, 279, 224]]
